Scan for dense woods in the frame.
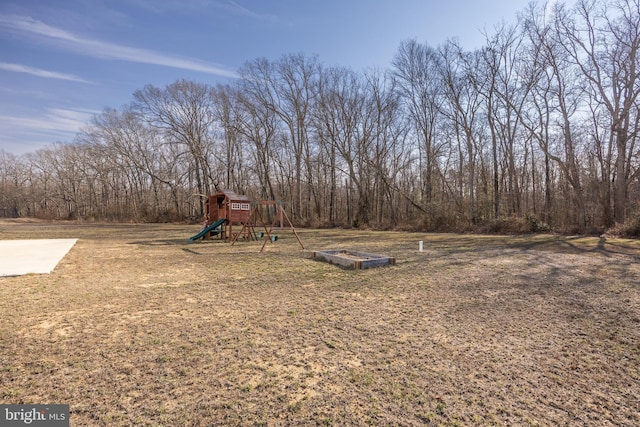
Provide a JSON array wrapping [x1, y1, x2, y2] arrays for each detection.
[[2, 0, 640, 234]]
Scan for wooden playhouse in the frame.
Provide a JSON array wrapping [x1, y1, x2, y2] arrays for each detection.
[[193, 190, 252, 241]]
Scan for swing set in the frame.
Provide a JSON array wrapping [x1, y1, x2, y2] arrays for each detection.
[[230, 200, 304, 252]]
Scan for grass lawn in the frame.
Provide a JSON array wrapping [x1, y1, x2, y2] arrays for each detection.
[[1, 219, 639, 426]]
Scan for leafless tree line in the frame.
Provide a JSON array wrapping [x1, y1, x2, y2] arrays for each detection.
[[2, 0, 639, 233]]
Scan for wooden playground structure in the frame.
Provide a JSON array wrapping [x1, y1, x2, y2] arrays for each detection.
[[189, 190, 304, 252]]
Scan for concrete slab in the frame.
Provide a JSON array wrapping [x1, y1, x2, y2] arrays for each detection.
[[0, 239, 77, 277]]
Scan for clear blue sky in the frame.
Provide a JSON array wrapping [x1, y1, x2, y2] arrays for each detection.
[[0, 0, 534, 155]]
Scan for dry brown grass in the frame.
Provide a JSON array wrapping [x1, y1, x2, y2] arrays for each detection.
[[1, 220, 639, 426]]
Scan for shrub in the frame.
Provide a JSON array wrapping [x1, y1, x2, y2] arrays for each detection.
[[479, 215, 550, 235], [526, 214, 550, 232], [422, 213, 468, 232], [606, 212, 640, 238]]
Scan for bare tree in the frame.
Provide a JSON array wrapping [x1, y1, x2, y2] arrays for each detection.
[[438, 41, 485, 224], [213, 83, 280, 201], [473, 23, 536, 220], [238, 53, 321, 222], [0, 150, 23, 217], [522, 2, 592, 231], [313, 66, 364, 225], [550, 0, 640, 225], [361, 69, 406, 226], [132, 79, 218, 215], [392, 39, 444, 213], [82, 108, 187, 219]]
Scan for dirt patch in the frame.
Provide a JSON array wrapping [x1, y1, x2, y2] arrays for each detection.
[[1, 222, 639, 425]]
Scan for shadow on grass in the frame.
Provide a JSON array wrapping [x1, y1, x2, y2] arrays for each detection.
[[129, 238, 222, 246]]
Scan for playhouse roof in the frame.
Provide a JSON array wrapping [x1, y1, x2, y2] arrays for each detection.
[[214, 189, 251, 202]]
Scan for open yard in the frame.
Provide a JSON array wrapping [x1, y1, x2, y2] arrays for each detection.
[[1, 220, 639, 426]]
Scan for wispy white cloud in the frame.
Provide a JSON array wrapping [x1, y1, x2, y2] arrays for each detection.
[[46, 108, 99, 132], [0, 108, 97, 143], [219, 1, 277, 21], [123, 0, 277, 22], [0, 14, 238, 78], [0, 62, 91, 83], [0, 107, 103, 154]]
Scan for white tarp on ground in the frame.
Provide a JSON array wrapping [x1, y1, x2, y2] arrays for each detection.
[[0, 239, 77, 277]]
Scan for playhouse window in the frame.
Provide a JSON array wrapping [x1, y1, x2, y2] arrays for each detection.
[[231, 202, 250, 211]]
